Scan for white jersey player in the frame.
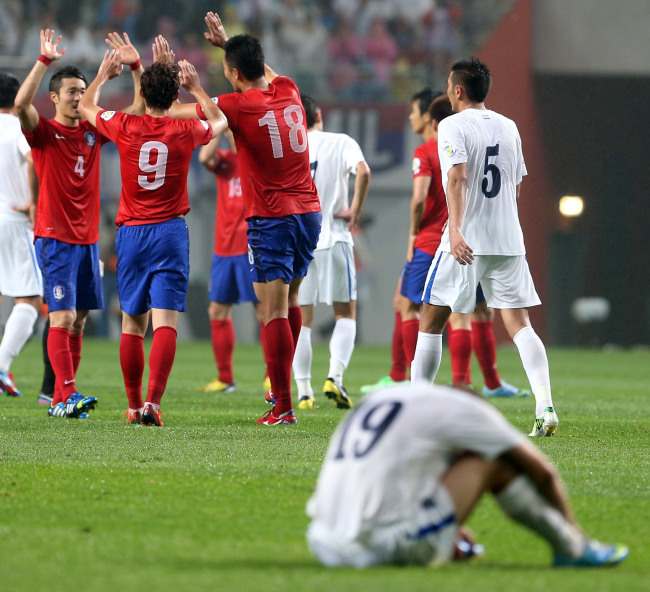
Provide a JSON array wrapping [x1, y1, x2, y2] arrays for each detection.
[[307, 382, 629, 568], [292, 94, 370, 411], [410, 57, 557, 438], [0, 73, 43, 398]]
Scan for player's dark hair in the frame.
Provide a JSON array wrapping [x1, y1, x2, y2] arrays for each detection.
[[411, 87, 443, 118], [300, 94, 319, 129], [224, 34, 265, 81], [428, 95, 454, 123], [0, 73, 20, 108], [140, 62, 179, 110], [48, 66, 87, 95], [450, 57, 491, 103]]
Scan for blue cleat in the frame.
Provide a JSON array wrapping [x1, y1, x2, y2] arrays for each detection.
[[554, 540, 629, 567], [0, 371, 23, 397], [48, 402, 66, 418], [483, 380, 530, 398], [65, 392, 98, 418]]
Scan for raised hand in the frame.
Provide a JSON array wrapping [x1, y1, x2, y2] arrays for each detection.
[[178, 60, 200, 92], [204, 12, 228, 48], [152, 35, 175, 66], [40, 29, 66, 61], [97, 49, 124, 81], [106, 32, 140, 66]]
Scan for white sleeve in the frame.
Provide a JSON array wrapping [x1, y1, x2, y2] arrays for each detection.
[[516, 134, 527, 183], [18, 133, 30, 159], [438, 119, 467, 168], [341, 135, 365, 176]]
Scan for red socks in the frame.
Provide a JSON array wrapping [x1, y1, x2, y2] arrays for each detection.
[[48, 327, 76, 401], [472, 320, 501, 389], [210, 319, 235, 383], [120, 333, 145, 410], [390, 312, 407, 381], [69, 332, 83, 376], [288, 306, 302, 354], [263, 317, 294, 414], [401, 319, 420, 367], [449, 327, 472, 385], [147, 326, 177, 407]]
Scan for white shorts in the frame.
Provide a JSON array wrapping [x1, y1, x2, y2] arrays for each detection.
[[0, 219, 43, 297], [422, 251, 541, 314], [307, 485, 458, 568], [298, 242, 357, 306]]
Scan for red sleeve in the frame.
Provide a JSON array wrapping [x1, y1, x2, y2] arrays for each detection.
[[412, 144, 433, 178], [22, 115, 50, 148], [95, 110, 126, 143], [191, 118, 212, 147], [213, 149, 237, 177]]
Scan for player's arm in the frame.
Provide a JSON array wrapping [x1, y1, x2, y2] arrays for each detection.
[[178, 60, 228, 139], [334, 160, 371, 230], [78, 50, 124, 126], [14, 29, 66, 132], [407, 175, 431, 262], [106, 32, 145, 115], [204, 11, 279, 81], [198, 135, 223, 170], [446, 162, 474, 265]]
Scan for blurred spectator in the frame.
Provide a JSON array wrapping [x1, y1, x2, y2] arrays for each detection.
[[283, 13, 328, 95], [0, 0, 21, 55], [362, 17, 398, 87], [327, 18, 361, 97]]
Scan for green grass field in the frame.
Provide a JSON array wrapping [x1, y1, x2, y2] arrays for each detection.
[[0, 338, 648, 592]]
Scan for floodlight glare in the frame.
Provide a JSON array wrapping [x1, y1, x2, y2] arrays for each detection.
[[559, 195, 584, 218]]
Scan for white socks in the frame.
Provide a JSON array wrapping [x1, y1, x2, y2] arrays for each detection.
[[328, 318, 356, 384], [0, 303, 39, 372], [495, 476, 584, 558], [513, 327, 554, 416], [410, 332, 442, 383], [292, 326, 314, 398]]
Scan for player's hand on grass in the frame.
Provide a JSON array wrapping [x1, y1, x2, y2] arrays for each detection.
[[204, 12, 228, 48], [450, 229, 474, 265], [40, 29, 65, 61], [97, 49, 124, 80], [178, 60, 200, 92], [106, 32, 140, 66], [152, 35, 175, 66]]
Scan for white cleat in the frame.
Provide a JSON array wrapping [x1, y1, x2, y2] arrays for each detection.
[[529, 407, 559, 437]]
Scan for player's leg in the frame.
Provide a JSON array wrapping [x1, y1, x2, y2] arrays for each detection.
[[202, 301, 236, 392], [38, 317, 56, 404], [0, 295, 41, 397], [501, 308, 558, 436], [121, 310, 149, 423], [293, 303, 315, 407], [411, 303, 451, 383], [447, 312, 473, 387]]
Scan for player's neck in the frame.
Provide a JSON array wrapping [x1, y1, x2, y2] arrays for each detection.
[[458, 101, 486, 112], [0, 107, 15, 115], [422, 126, 434, 142], [146, 107, 168, 118], [54, 112, 80, 127], [240, 76, 269, 93]]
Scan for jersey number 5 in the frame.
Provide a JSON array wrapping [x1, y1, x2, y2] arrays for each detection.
[[258, 105, 307, 159], [138, 141, 169, 190], [481, 144, 501, 198]]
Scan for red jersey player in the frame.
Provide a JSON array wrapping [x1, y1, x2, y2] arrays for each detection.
[[14, 29, 144, 419], [197, 130, 267, 394], [171, 13, 321, 425], [78, 50, 226, 425]]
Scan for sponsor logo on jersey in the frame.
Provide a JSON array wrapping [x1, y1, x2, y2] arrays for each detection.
[[100, 110, 116, 121], [444, 144, 455, 156], [53, 285, 65, 300], [84, 131, 96, 146], [412, 157, 421, 175]]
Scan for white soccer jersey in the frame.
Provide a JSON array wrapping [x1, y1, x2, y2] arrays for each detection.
[[306, 383, 524, 547], [437, 108, 527, 255], [0, 113, 32, 221], [308, 130, 366, 250]]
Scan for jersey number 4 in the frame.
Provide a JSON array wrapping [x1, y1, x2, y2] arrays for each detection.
[[138, 141, 168, 190], [481, 144, 501, 198], [333, 400, 402, 460], [258, 105, 307, 159]]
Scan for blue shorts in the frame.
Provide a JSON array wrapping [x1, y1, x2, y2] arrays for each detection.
[[209, 253, 258, 304], [247, 212, 322, 284], [401, 248, 435, 305], [116, 218, 189, 316], [35, 238, 103, 312]]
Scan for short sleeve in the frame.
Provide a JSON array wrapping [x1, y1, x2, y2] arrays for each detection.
[[438, 118, 467, 169], [191, 119, 212, 147], [94, 110, 125, 143], [515, 134, 527, 184], [341, 135, 365, 175], [412, 144, 433, 178], [17, 133, 31, 158], [22, 115, 50, 148], [198, 94, 239, 130]]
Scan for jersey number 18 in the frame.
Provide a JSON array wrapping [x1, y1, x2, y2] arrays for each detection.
[[258, 105, 307, 159]]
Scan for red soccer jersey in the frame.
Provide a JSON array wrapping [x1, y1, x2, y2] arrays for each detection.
[[198, 77, 320, 219], [412, 137, 448, 256], [95, 111, 212, 226], [24, 116, 109, 244], [209, 149, 248, 257]]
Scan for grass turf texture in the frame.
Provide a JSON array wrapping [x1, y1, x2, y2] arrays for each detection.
[[0, 338, 647, 592]]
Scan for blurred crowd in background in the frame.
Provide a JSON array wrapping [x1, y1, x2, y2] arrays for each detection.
[[0, 0, 514, 101]]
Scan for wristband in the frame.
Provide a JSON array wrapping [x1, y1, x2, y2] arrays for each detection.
[[130, 59, 141, 71], [38, 55, 52, 67]]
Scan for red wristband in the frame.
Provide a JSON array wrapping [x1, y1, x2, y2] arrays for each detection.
[[130, 59, 141, 71], [38, 55, 52, 66]]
